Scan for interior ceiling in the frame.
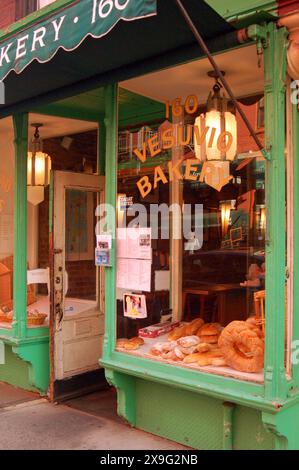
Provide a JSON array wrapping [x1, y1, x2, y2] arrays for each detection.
[[0, 45, 264, 138], [0, 114, 98, 139], [120, 44, 264, 103]]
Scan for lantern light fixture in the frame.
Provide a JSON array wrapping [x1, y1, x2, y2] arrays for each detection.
[[195, 71, 237, 162], [27, 124, 52, 206], [256, 204, 266, 231], [220, 199, 236, 237]]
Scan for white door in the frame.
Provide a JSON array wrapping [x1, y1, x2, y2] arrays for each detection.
[[51, 171, 105, 381]]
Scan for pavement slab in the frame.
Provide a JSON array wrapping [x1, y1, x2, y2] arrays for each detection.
[[0, 384, 188, 450]]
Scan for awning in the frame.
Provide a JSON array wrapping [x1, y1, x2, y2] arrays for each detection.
[[0, 0, 157, 81], [0, 0, 246, 116]]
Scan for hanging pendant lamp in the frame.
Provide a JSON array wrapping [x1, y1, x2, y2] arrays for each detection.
[[27, 123, 52, 206], [195, 71, 237, 162]]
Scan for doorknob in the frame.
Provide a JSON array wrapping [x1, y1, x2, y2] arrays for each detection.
[[53, 248, 63, 254]]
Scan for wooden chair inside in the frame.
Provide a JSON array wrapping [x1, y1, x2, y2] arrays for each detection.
[[0, 255, 37, 309], [254, 290, 265, 334], [254, 289, 288, 340]]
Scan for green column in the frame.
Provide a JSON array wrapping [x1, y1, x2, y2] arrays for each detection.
[[12, 113, 28, 339], [263, 24, 288, 400], [98, 119, 106, 176], [292, 85, 299, 387], [102, 83, 118, 360]]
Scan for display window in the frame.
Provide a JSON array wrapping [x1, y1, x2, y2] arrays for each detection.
[[115, 45, 276, 382], [0, 118, 14, 326]]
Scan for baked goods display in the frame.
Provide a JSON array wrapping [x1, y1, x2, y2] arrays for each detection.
[[117, 316, 265, 374], [149, 319, 227, 367]]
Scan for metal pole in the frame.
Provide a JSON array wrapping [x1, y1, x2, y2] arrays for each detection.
[[175, 0, 269, 159]]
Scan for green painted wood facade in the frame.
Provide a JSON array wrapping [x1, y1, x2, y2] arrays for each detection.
[[0, 0, 299, 449]]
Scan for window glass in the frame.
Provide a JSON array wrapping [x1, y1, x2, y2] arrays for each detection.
[[38, 0, 57, 9], [116, 46, 266, 381], [0, 118, 14, 326], [15, 0, 37, 21]]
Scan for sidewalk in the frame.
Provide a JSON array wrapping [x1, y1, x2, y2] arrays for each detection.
[[0, 383, 188, 450], [0, 382, 39, 409]]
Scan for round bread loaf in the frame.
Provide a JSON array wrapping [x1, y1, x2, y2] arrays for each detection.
[[246, 321, 263, 338], [206, 348, 223, 358], [183, 352, 206, 364], [124, 341, 140, 350], [199, 334, 219, 344], [197, 355, 212, 367], [218, 321, 264, 373], [196, 343, 211, 354], [185, 318, 204, 336], [198, 323, 221, 337], [123, 336, 144, 350], [168, 324, 187, 341], [116, 338, 129, 348]]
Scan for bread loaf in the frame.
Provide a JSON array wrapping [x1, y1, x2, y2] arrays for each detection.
[[218, 321, 264, 373], [168, 324, 187, 341], [185, 318, 204, 336], [177, 335, 200, 348]]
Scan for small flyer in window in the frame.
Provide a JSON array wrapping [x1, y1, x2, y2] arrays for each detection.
[[123, 293, 147, 319], [97, 234, 112, 250], [95, 248, 111, 267]]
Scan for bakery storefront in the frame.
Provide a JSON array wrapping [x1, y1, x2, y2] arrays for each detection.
[[0, 0, 299, 450]]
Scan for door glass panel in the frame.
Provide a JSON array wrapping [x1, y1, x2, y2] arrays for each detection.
[[65, 189, 98, 308]]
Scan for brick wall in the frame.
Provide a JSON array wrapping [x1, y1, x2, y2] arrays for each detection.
[[237, 102, 264, 154], [279, 0, 299, 15], [0, 0, 16, 29], [38, 131, 98, 300]]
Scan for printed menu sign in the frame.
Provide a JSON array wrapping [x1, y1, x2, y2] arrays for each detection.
[[117, 259, 151, 292], [116, 228, 152, 291], [117, 228, 152, 260]]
